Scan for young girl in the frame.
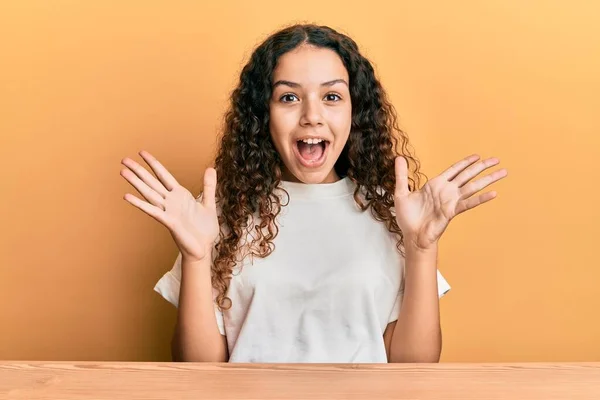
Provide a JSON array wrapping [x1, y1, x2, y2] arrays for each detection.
[[121, 24, 507, 363]]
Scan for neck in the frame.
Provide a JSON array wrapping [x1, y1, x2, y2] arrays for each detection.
[[281, 167, 340, 184]]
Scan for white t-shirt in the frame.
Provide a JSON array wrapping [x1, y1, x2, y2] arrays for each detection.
[[154, 177, 451, 363]]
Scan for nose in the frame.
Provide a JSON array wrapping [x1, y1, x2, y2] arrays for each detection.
[[299, 96, 323, 127]]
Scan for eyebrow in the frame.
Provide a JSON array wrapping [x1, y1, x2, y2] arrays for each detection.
[[272, 79, 349, 89]]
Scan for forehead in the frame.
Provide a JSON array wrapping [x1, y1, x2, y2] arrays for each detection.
[[272, 45, 349, 83]]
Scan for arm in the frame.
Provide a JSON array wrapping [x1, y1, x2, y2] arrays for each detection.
[[389, 154, 507, 362], [120, 153, 227, 361], [171, 255, 228, 362], [387, 243, 441, 363]]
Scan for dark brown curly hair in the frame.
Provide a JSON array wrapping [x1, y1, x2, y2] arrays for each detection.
[[212, 24, 425, 310]]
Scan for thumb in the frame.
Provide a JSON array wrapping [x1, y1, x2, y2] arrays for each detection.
[[394, 156, 410, 197], [202, 168, 217, 208]]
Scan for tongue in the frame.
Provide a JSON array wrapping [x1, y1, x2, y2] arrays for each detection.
[[297, 141, 324, 161]]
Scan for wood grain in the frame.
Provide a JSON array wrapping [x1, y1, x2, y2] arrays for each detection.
[[1, 362, 599, 399]]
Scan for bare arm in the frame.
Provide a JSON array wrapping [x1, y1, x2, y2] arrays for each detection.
[[387, 154, 506, 362], [119, 151, 226, 362], [387, 243, 442, 363], [171, 255, 228, 362]]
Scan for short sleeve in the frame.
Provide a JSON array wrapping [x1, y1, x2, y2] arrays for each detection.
[[154, 252, 225, 335], [387, 269, 451, 324]]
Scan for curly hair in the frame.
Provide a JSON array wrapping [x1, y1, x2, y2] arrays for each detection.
[[212, 24, 425, 310]]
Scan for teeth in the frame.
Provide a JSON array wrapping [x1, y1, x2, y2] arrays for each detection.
[[300, 138, 325, 145]]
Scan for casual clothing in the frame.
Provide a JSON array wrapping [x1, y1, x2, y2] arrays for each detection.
[[154, 177, 450, 362]]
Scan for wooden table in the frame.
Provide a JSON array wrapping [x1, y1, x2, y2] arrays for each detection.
[[1, 362, 599, 399]]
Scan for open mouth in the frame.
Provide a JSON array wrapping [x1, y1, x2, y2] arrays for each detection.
[[293, 138, 330, 168]]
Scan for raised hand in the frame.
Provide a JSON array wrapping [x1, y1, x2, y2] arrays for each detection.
[[120, 151, 219, 262], [394, 154, 508, 250]]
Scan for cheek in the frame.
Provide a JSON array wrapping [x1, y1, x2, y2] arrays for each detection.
[[328, 106, 352, 137], [269, 108, 296, 144]]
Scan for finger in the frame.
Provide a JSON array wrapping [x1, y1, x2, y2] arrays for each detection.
[[453, 157, 500, 187], [456, 191, 497, 215], [123, 193, 167, 224], [394, 156, 410, 197], [202, 168, 217, 208], [121, 168, 165, 209], [460, 168, 508, 199], [121, 157, 168, 197], [139, 150, 180, 191], [440, 154, 480, 181]]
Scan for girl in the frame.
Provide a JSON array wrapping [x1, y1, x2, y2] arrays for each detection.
[[121, 24, 507, 363]]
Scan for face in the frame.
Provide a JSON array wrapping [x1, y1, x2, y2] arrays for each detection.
[[269, 45, 352, 184]]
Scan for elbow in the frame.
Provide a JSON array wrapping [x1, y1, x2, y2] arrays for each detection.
[[389, 328, 443, 363], [389, 353, 441, 363], [389, 344, 442, 363], [170, 332, 228, 362]]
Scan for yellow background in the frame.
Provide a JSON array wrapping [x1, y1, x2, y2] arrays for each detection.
[[1, 0, 599, 362]]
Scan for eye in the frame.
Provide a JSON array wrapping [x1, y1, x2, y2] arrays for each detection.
[[280, 93, 299, 103], [324, 93, 342, 102]]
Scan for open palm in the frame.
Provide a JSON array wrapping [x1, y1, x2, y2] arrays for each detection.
[[394, 155, 508, 250], [120, 151, 219, 262]]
